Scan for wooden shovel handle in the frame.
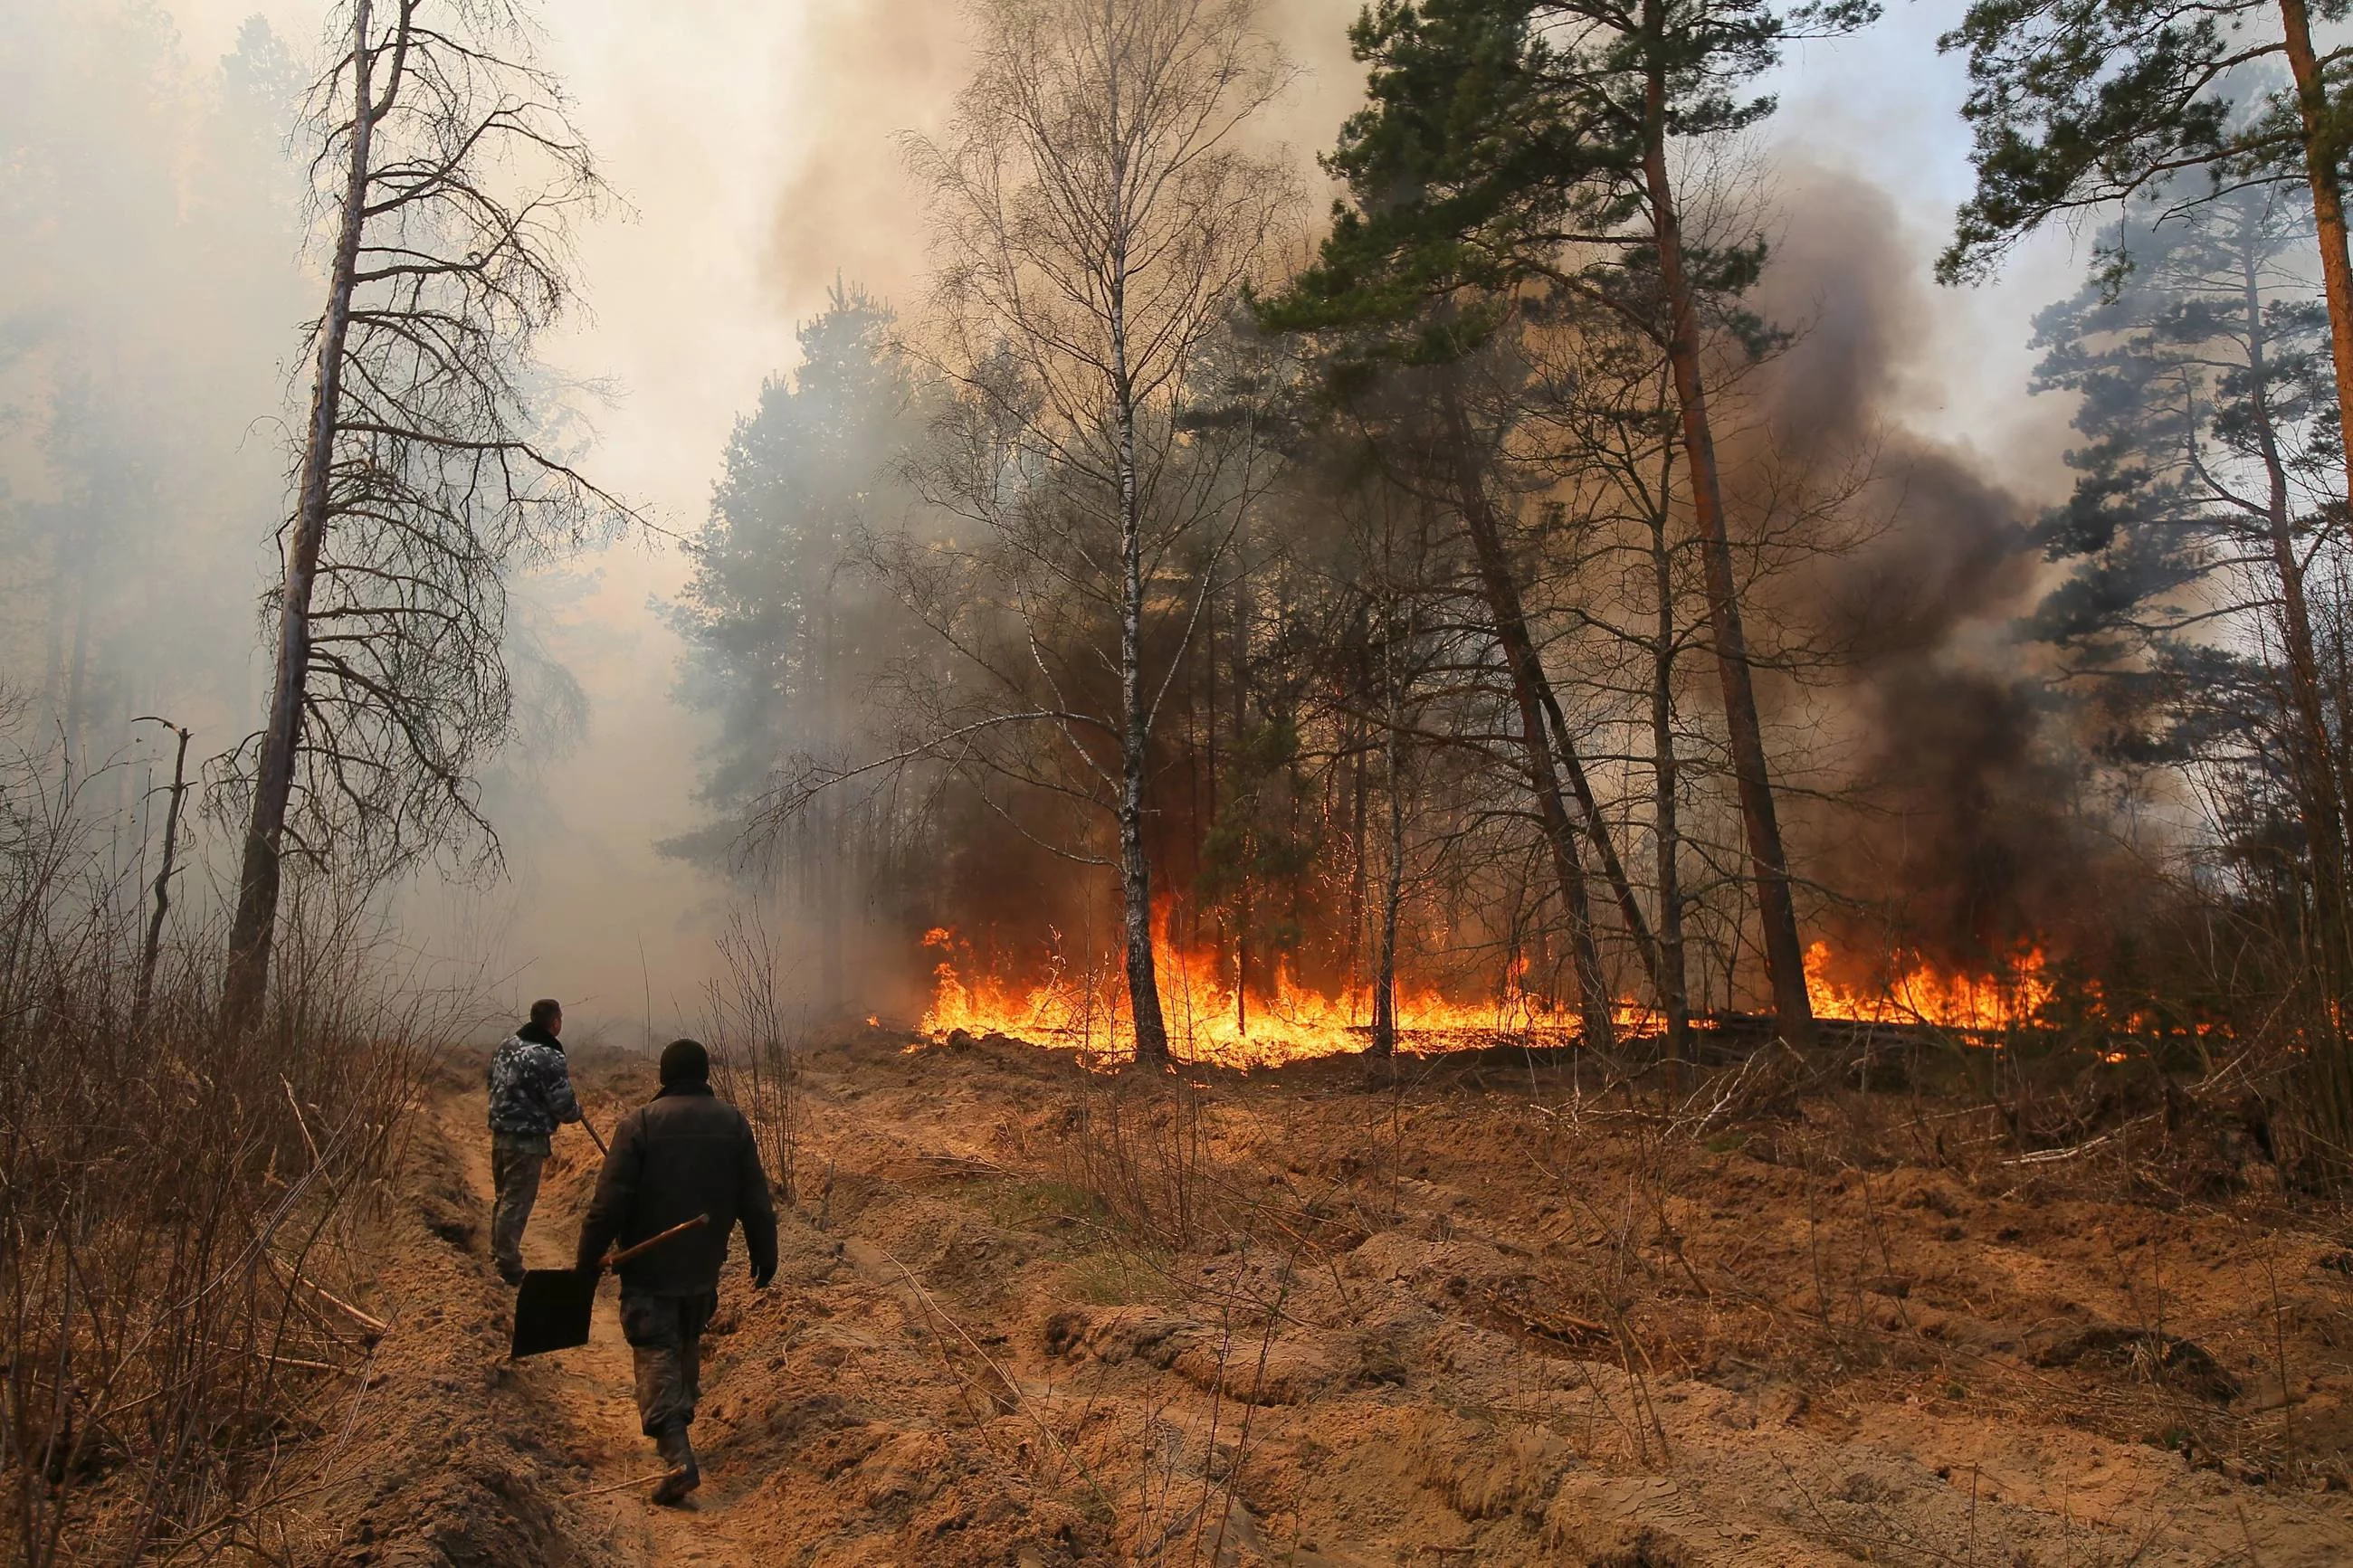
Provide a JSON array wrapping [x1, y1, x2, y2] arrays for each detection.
[[602, 1213, 709, 1269], [580, 1115, 608, 1156]]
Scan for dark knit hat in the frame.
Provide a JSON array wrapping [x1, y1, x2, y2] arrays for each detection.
[[659, 1037, 710, 1087]]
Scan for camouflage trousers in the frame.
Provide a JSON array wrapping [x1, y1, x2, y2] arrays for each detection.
[[621, 1288, 718, 1437], [489, 1131, 549, 1285]]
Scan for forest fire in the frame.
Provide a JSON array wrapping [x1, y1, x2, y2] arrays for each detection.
[[1803, 941, 2056, 1032], [918, 927, 2057, 1065], [918, 927, 1588, 1068]]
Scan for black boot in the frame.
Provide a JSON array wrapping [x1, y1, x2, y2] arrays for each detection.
[[650, 1424, 700, 1506]]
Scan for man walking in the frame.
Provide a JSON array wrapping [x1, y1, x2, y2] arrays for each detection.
[[487, 998, 584, 1287], [576, 1038, 776, 1506]]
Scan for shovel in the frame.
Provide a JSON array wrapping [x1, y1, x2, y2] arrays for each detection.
[[509, 1214, 709, 1359]]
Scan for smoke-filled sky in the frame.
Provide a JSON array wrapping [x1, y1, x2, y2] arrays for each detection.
[[121, 0, 2078, 1041]]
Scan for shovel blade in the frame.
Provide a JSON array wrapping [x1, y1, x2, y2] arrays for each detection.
[[510, 1267, 597, 1358]]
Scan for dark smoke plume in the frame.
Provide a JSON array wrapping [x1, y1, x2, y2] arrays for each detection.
[[1739, 171, 2120, 971]]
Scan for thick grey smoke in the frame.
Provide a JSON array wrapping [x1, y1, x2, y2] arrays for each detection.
[[1740, 170, 2119, 968], [3, 1, 2111, 1035]]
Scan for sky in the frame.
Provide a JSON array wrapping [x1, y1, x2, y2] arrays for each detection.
[[144, 0, 2084, 1042]]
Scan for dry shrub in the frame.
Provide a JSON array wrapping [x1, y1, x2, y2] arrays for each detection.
[[0, 733, 426, 1564], [704, 908, 805, 1204], [1057, 1069, 1221, 1250]]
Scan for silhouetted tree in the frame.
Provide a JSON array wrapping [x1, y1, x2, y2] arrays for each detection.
[[222, 0, 633, 1027]]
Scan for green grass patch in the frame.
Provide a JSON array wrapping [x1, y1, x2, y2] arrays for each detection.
[[1063, 1248, 1179, 1307], [990, 1178, 1110, 1230]]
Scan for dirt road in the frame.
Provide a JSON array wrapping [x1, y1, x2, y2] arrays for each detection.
[[327, 1034, 2353, 1566]]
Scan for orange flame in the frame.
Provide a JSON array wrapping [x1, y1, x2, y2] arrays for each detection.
[[919, 927, 1592, 1069], [920, 930, 2063, 1065], [1803, 941, 2053, 1032]]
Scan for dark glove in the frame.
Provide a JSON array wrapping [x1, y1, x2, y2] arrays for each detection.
[[751, 1260, 776, 1289]]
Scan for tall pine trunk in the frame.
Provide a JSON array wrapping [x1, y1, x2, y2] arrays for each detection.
[[1649, 432, 1691, 1084], [1441, 376, 1616, 1050], [1346, 687, 1369, 1000], [2281, 0, 2353, 518], [1370, 605, 1408, 1059], [1640, 3, 1812, 1047], [2239, 211, 2353, 1150], [223, 0, 382, 1031]]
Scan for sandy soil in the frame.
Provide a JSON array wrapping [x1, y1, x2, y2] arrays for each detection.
[[316, 1032, 2353, 1566]]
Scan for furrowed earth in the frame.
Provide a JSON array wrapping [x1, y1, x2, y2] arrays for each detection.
[[315, 1029, 2353, 1565]]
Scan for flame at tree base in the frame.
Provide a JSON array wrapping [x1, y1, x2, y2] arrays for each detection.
[[919, 927, 1600, 1069], [916, 928, 2061, 1069]]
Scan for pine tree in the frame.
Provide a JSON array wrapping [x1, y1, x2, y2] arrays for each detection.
[[2029, 186, 2351, 1106], [1261, 0, 1866, 1043], [669, 286, 931, 1007], [1940, 3, 2353, 512]]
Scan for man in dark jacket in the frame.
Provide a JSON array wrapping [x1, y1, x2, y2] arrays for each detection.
[[486, 998, 584, 1286], [576, 1038, 777, 1506]]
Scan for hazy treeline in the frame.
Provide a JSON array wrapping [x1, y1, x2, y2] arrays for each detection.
[[653, 11, 2081, 1033], [0, 8, 309, 848]]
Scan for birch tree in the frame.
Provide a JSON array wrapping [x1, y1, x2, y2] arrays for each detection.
[[221, 0, 631, 1029], [901, 0, 1295, 1065]]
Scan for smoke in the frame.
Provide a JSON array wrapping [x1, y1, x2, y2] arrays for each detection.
[[0, 5, 305, 845], [1, 0, 2132, 1035], [1739, 168, 2117, 968]]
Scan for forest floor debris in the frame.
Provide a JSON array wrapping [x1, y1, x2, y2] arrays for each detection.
[[322, 1031, 2353, 1566]]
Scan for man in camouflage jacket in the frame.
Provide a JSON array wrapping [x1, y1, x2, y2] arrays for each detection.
[[486, 998, 584, 1285]]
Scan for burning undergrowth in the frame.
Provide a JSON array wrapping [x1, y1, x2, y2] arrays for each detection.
[[917, 921, 1596, 1069], [919, 919, 2099, 1069], [730, 168, 2272, 1094]]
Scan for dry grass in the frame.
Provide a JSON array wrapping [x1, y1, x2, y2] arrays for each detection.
[[704, 908, 808, 1206], [0, 734, 431, 1564]]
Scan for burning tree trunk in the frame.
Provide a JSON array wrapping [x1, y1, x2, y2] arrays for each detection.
[[1639, 3, 1813, 1048], [221, 0, 627, 1030]]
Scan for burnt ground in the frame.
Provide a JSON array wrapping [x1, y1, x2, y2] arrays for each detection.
[[308, 1031, 2353, 1566]]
